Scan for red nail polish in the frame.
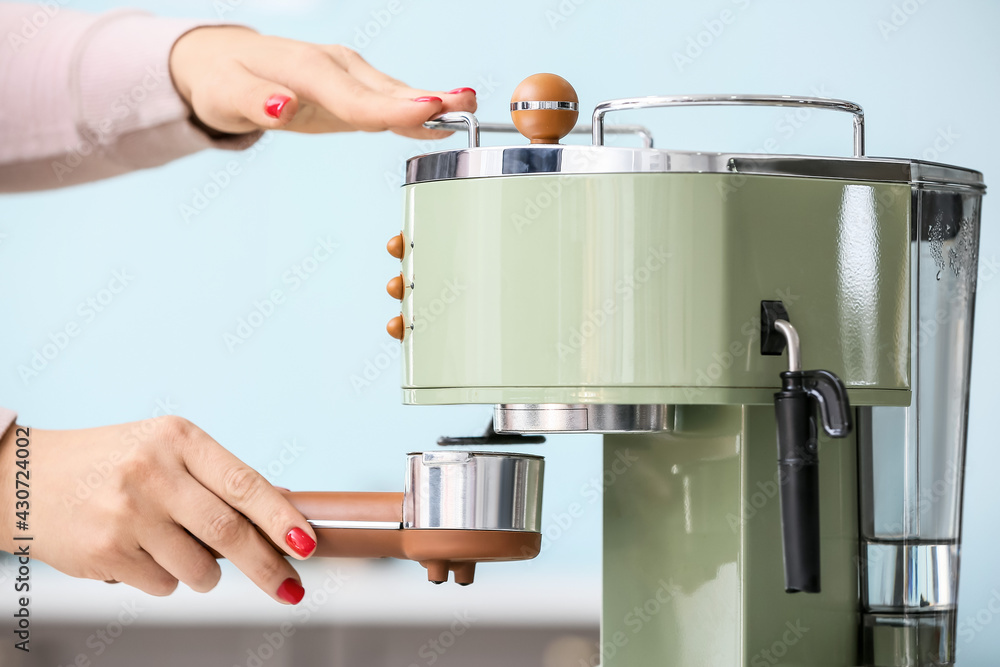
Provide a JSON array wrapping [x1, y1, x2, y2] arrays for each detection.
[[265, 94, 291, 119], [413, 96, 442, 103], [447, 87, 476, 95], [285, 527, 316, 557], [277, 578, 305, 605]]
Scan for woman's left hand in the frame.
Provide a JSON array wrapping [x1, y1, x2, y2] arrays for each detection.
[[169, 26, 476, 139]]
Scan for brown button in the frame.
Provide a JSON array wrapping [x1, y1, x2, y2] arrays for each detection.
[[386, 274, 404, 300], [387, 315, 405, 340], [387, 234, 404, 259]]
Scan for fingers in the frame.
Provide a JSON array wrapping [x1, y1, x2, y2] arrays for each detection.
[[138, 522, 222, 593], [322, 45, 477, 111], [320, 45, 478, 140], [177, 426, 316, 561], [171, 479, 305, 605], [248, 46, 446, 133], [190, 62, 299, 134], [322, 44, 423, 99], [109, 548, 179, 597]]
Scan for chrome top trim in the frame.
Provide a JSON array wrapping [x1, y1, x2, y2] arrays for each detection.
[[511, 100, 579, 111], [403, 145, 985, 190]]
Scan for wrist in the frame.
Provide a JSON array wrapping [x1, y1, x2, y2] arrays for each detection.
[[169, 25, 257, 106], [0, 423, 18, 553]]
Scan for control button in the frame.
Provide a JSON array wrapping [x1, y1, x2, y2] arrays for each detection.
[[387, 315, 405, 340], [387, 234, 404, 259], [386, 274, 404, 300]]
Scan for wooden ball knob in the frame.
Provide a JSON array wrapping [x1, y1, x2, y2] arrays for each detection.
[[387, 234, 404, 259], [387, 315, 405, 340], [510, 73, 579, 144], [386, 274, 404, 300]]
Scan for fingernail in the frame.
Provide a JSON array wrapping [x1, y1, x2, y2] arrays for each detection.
[[447, 87, 476, 95], [265, 94, 291, 118], [277, 578, 305, 605], [413, 96, 442, 103], [285, 527, 316, 557]]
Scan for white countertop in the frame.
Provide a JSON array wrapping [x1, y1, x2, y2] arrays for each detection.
[[2, 558, 600, 627]]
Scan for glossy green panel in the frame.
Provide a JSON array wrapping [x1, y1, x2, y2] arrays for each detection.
[[602, 406, 859, 666], [401, 173, 910, 405]]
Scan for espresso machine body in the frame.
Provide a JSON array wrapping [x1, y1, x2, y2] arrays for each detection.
[[391, 84, 985, 666]]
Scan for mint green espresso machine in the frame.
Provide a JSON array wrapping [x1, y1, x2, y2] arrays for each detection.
[[383, 75, 986, 666]]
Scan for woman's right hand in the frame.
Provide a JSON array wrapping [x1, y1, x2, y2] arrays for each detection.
[[0, 416, 316, 605], [169, 27, 477, 139]]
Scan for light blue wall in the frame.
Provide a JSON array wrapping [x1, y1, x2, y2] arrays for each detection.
[[1, 0, 998, 663]]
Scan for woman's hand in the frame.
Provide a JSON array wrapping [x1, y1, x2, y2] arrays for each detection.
[[0, 416, 316, 604], [168, 26, 477, 138]]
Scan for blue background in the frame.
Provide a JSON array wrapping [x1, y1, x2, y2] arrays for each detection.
[[1, 0, 998, 663]]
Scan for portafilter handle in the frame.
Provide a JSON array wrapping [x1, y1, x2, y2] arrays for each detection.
[[200, 451, 545, 586]]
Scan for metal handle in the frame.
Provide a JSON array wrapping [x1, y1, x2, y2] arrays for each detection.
[[424, 113, 654, 149], [424, 111, 480, 148], [591, 94, 865, 157]]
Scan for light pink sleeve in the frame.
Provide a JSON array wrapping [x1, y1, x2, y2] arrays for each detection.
[[0, 3, 260, 192], [0, 408, 16, 440]]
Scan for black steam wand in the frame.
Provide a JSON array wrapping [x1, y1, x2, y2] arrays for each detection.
[[761, 301, 852, 594]]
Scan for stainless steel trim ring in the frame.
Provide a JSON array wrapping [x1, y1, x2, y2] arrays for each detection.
[[510, 100, 579, 111]]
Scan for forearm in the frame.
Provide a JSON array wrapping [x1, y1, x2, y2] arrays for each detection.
[[0, 414, 18, 553], [0, 4, 259, 192]]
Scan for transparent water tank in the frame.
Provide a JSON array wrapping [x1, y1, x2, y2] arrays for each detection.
[[858, 177, 984, 666]]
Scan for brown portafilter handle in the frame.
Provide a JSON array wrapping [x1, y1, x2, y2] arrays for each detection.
[[200, 491, 541, 586], [510, 73, 579, 144]]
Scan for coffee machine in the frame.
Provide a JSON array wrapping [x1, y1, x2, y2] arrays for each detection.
[[384, 74, 986, 666]]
